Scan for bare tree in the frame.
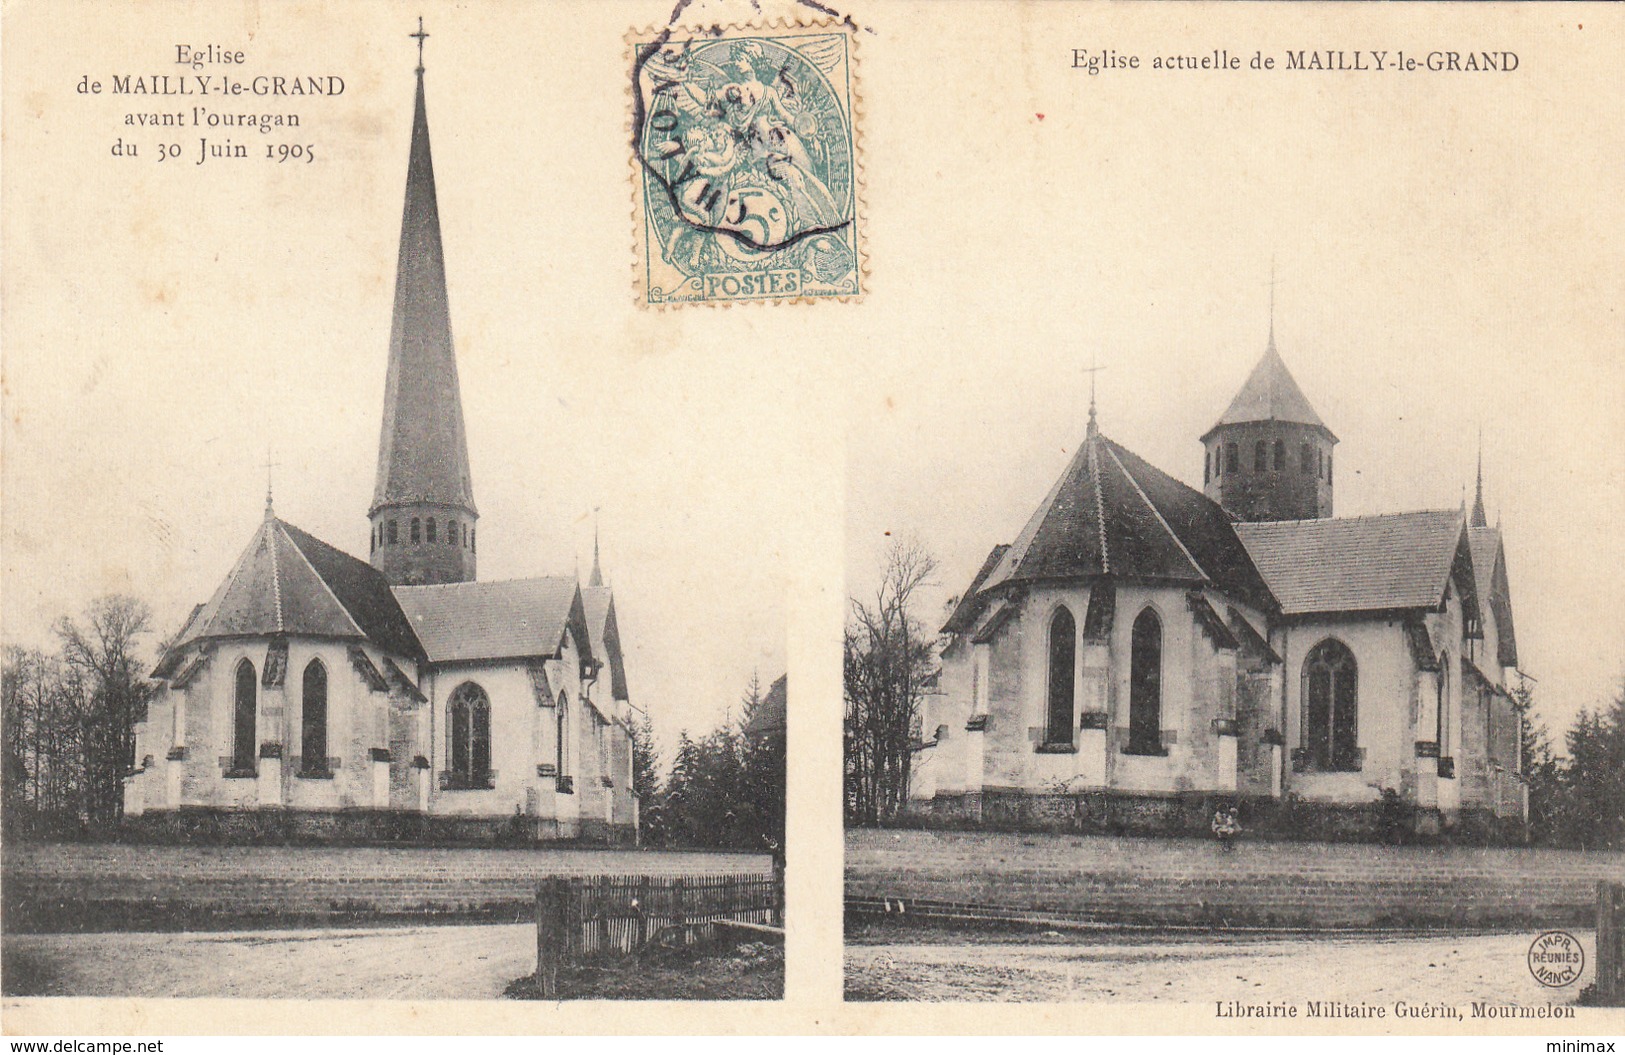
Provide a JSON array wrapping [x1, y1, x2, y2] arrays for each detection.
[[3, 645, 90, 836], [53, 595, 154, 831], [844, 537, 938, 825]]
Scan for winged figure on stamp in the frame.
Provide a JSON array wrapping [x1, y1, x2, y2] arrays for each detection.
[[644, 38, 845, 255]]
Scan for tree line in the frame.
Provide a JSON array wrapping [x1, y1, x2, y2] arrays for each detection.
[[1516, 679, 1625, 850], [632, 671, 786, 860], [3, 596, 155, 839]]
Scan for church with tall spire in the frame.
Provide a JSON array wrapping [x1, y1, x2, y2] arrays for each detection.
[[912, 299, 1526, 843], [123, 27, 639, 844]]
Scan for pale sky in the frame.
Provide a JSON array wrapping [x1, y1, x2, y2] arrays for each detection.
[[1, 2, 800, 759], [841, 6, 1625, 748], [3, 2, 1621, 766]]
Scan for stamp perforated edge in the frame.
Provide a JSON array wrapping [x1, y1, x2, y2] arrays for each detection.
[[626, 17, 868, 309]]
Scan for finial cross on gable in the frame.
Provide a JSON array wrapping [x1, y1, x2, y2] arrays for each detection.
[[1084, 353, 1107, 435], [262, 449, 281, 511], [411, 17, 429, 72], [1268, 256, 1281, 343]]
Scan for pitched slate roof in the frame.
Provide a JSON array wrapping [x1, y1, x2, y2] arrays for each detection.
[[1469, 525, 1518, 668], [1201, 340, 1335, 442], [1236, 510, 1474, 617], [279, 522, 424, 660], [164, 513, 424, 663], [942, 545, 1010, 634], [970, 431, 1277, 614], [582, 586, 630, 702], [393, 577, 590, 666]]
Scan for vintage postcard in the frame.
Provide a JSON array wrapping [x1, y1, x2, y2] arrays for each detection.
[[2, 0, 1622, 1040]]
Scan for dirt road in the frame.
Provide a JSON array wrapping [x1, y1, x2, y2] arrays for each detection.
[[4, 923, 535, 999], [845, 926, 1599, 1005]]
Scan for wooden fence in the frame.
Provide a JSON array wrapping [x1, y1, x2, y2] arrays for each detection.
[[1597, 881, 1624, 1007], [535, 872, 783, 996]]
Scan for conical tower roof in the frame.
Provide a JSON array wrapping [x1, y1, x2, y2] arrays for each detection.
[[1201, 339, 1336, 443], [371, 66, 476, 515]]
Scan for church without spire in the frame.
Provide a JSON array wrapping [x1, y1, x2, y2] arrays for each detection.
[[912, 319, 1525, 842], [123, 35, 639, 844]]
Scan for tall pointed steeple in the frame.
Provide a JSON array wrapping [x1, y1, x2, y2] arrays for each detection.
[[369, 23, 478, 586], [1470, 429, 1488, 528], [588, 517, 604, 588]]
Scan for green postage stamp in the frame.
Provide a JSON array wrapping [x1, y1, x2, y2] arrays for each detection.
[[630, 21, 864, 306]]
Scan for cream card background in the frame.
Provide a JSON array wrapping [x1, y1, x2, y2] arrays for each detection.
[[3, 0, 1622, 1036]]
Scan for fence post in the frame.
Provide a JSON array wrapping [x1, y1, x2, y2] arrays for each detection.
[[773, 857, 786, 927], [1600, 881, 1624, 1007], [673, 876, 687, 945], [593, 878, 608, 955], [637, 874, 651, 947], [535, 877, 569, 999]]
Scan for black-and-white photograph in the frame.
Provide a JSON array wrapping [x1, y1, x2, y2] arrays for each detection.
[[4, 0, 1623, 1041], [2, 5, 788, 1003], [841, 9, 1623, 1008]]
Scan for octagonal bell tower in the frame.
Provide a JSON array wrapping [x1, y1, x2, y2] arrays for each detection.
[[1201, 335, 1336, 523]]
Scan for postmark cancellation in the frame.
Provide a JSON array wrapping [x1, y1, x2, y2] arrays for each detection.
[[630, 20, 864, 306]]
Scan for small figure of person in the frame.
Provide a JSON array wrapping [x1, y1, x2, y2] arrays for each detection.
[[1211, 804, 1242, 852]]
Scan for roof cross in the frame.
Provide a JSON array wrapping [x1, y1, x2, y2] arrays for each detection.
[[1268, 256, 1277, 346], [262, 449, 280, 515], [411, 17, 429, 73], [1084, 353, 1107, 437]]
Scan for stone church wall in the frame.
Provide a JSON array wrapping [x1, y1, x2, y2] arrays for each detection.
[[1108, 584, 1202, 794], [1278, 616, 1414, 804], [930, 583, 1282, 800], [981, 594, 1034, 789], [423, 661, 546, 822]]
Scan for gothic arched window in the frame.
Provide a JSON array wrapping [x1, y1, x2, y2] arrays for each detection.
[[411, 518, 421, 543], [1128, 609, 1163, 755], [1204, 449, 1211, 484], [1273, 440, 1285, 471], [1226, 443, 1239, 474], [1303, 639, 1359, 771], [1327, 451, 1334, 484], [1254, 440, 1267, 472], [232, 658, 257, 773], [427, 517, 437, 543], [1046, 607, 1076, 746], [388, 519, 398, 545], [1300, 443, 1313, 474], [472, 527, 477, 553], [301, 659, 328, 774], [1316, 449, 1324, 479], [447, 682, 491, 788]]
